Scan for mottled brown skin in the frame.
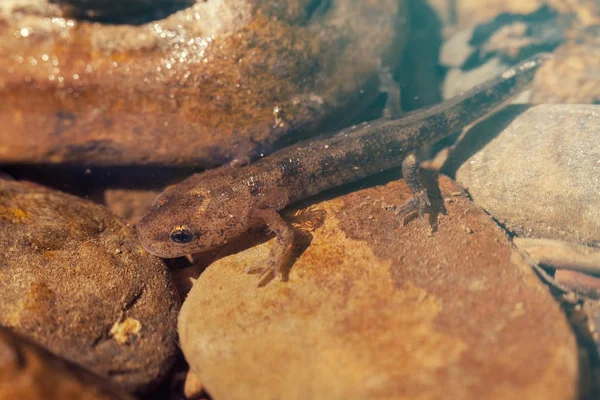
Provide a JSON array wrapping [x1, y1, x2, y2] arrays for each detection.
[[137, 54, 551, 285]]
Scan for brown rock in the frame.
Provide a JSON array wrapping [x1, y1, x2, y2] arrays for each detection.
[[0, 179, 180, 392], [178, 175, 578, 400], [183, 370, 204, 399], [555, 270, 600, 299], [0, 326, 133, 400], [548, 0, 600, 26], [514, 238, 600, 276], [532, 40, 600, 104], [103, 188, 160, 225], [0, 0, 407, 167]]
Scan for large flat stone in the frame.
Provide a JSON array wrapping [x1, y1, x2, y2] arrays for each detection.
[[179, 175, 578, 400], [0, 0, 407, 167], [455, 104, 600, 245]]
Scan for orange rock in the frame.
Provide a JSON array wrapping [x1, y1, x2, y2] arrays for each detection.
[[0, 0, 407, 167], [178, 175, 578, 400], [183, 370, 204, 399]]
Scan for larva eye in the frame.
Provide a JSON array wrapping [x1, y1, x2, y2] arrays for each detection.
[[169, 225, 195, 244]]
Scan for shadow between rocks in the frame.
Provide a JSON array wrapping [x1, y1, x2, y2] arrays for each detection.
[[441, 104, 533, 178], [52, 0, 196, 25]]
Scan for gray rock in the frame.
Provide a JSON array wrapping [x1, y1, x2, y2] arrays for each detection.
[[442, 57, 509, 100], [439, 28, 474, 69], [455, 104, 600, 244]]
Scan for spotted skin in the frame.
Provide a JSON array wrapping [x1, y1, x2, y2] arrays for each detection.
[[137, 54, 551, 285]]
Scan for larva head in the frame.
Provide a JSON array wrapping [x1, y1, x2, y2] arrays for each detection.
[[137, 173, 251, 258]]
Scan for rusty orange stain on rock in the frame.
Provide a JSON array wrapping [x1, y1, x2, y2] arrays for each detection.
[[0, 1, 406, 166], [178, 175, 578, 400]]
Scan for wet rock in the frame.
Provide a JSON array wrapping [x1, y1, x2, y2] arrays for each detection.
[[454, 104, 600, 245], [427, 0, 598, 30], [0, 0, 407, 167], [427, 0, 544, 29], [171, 263, 205, 300], [555, 270, 600, 299], [0, 326, 133, 400], [0, 1, 62, 16], [0, 179, 180, 392], [579, 299, 600, 388], [183, 370, 204, 399], [532, 39, 600, 104], [443, 56, 511, 100], [178, 175, 577, 400], [440, 7, 564, 99], [515, 238, 600, 276]]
